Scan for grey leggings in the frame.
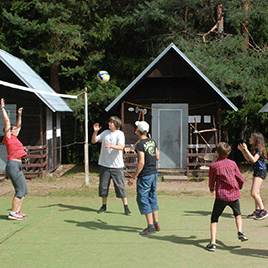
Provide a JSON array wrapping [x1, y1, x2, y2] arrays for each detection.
[[6, 160, 27, 199]]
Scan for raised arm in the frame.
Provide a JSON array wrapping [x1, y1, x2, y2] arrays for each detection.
[[1, 98, 11, 138], [91, 123, 101, 144], [16, 107, 23, 133]]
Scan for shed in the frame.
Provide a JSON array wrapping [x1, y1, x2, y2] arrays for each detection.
[[0, 49, 72, 178], [105, 43, 238, 176], [259, 103, 268, 113]]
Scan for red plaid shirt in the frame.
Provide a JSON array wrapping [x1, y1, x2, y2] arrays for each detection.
[[209, 158, 244, 201]]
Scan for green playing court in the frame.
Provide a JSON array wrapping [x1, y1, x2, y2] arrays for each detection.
[[0, 194, 268, 268]]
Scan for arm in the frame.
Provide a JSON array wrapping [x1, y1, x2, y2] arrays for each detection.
[[105, 142, 124, 151], [1, 98, 11, 138], [16, 107, 23, 134], [155, 147, 160, 161], [91, 123, 101, 144], [128, 150, 145, 186], [238, 143, 260, 163], [235, 164, 244, 189], [208, 166, 216, 194]]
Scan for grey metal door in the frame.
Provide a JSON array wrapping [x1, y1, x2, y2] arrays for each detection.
[[152, 104, 188, 169]]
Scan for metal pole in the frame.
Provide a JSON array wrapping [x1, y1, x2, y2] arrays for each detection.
[[84, 88, 89, 185]]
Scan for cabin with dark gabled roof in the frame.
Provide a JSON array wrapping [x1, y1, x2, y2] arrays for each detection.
[[105, 43, 238, 177], [0, 49, 72, 178]]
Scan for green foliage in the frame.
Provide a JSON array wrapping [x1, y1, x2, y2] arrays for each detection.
[[1, 0, 268, 163]]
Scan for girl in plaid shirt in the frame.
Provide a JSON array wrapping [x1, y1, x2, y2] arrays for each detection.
[[206, 142, 248, 251]]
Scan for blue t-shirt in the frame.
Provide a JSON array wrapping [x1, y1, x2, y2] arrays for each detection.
[[252, 150, 267, 171]]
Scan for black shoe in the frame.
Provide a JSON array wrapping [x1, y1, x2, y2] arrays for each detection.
[[154, 223, 161, 231], [247, 210, 258, 219], [206, 243, 216, 251], [238, 232, 248, 241], [124, 206, 132, 216], [97, 205, 106, 214], [254, 210, 268, 220], [139, 227, 156, 236]]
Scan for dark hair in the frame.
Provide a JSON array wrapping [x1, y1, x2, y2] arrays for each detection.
[[250, 132, 267, 159], [216, 142, 231, 158], [109, 116, 122, 130]]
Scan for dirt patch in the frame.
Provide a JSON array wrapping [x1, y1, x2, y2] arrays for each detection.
[[1, 164, 268, 199]]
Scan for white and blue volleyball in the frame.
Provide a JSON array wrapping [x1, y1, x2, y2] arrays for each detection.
[[97, 70, 110, 84]]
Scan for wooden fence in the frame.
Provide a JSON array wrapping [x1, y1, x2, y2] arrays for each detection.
[[22, 145, 48, 178]]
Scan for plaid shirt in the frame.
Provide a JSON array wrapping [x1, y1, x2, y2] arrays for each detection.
[[209, 158, 244, 201]]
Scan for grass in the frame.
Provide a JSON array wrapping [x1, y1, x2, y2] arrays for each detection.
[[1, 163, 268, 267], [1, 194, 268, 268]]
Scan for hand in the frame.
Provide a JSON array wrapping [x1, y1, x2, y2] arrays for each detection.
[[93, 123, 101, 132], [1, 98, 5, 108], [18, 107, 23, 115], [237, 143, 247, 151], [105, 141, 111, 148], [210, 190, 215, 195], [128, 177, 136, 186]]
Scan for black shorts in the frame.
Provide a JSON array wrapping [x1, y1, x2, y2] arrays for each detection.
[[211, 199, 241, 223], [253, 169, 267, 180]]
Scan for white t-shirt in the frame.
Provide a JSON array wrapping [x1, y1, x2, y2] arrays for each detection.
[[97, 129, 125, 168]]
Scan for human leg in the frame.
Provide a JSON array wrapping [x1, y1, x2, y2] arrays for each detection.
[[250, 176, 264, 210], [210, 222, 217, 245], [98, 167, 111, 213], [206, 199, 226, 250], [6, 161, 27, 220]]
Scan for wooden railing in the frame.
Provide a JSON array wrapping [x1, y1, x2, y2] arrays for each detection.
[[22, 145, 48, 178], [187, 144, 216, 176]]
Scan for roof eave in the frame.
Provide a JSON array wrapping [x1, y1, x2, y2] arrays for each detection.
[[105, 43, 238, 112]]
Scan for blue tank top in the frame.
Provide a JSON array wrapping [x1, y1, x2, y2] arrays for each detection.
[[252, 150, 267, 171]]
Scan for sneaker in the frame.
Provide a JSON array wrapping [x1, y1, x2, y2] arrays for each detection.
[[18, 211, 28, 218], [8, 212, 24, 220], [238, 232, 248, 241], [124, 206, 132, 216], [247, 210, 259, 219], [154, 223, 161, 231], [206, 243, 216, 251], [140, 227, 156, 236], [255, 210, 268, 220], [97, 205, 106, 214]]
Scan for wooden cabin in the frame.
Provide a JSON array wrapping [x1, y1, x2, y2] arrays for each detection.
[[0, 49, 72, 178], [105, 43, 238, 177], [259, 103, 268, 113]]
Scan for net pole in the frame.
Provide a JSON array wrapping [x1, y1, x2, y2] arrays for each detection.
[[84, 88, 89, 185]]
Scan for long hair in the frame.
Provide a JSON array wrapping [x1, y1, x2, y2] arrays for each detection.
[[251, 132, 267, 159]]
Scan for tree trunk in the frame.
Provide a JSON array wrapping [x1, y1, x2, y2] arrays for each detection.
[[216, 4, 224, 37], [184, 5, 188, 35], [50, 62, 60, 93], [241, 1, 249, 50], [240, 115, 248, 141]]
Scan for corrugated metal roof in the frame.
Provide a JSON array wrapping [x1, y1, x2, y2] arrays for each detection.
[[0, 49, 72, 112], [105, 43, 238, 112], [259, 103, 268, 113]]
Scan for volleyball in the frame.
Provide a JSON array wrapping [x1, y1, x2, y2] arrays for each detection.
[[97, 70, 110, 84]]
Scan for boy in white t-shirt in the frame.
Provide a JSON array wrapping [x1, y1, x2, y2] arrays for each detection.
[[91, 116, 131, 215]]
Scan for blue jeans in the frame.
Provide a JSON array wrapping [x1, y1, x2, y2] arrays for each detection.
[[137, 173, 159, 215]]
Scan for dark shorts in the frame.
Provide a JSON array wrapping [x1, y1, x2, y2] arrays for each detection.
[[5, 160, 27, 199], [253, 169, 267, 180], [99, 166, 127, 198], [211, 199, 241, 223]]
